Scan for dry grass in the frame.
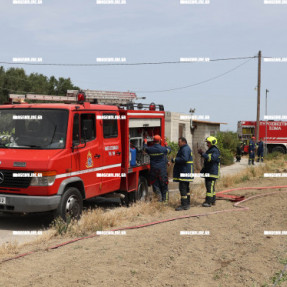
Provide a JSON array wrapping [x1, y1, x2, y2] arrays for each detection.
[[26, 230, 56, 248], [217, 154, 287, 191], [50, 180, 213, 238], [51, 159, 286, 238], [10, 155, 287, 245], [0, 241, 19, 257], [51, 198, 173, 237], [218, 164, 271, 190], [0, 230, 56, 259], [1, 155, 286, 260]]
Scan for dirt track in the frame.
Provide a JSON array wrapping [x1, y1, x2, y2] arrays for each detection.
[[1, 177, 287, 287]]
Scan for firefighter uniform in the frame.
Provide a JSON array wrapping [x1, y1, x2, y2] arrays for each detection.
[[144, 141, 171, 202], [248, 138, 256, 165], [257, 140, 264, 162], [200, 137, 220, 207], [173, 143, 194, 210]]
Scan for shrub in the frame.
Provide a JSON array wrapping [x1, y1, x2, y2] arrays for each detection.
[[166, 139, 179, 159], [265, 151, 283, 161], [216, 131, 240, 166]]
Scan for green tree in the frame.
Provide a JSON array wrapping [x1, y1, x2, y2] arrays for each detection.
[[0, 66, 80, 104]]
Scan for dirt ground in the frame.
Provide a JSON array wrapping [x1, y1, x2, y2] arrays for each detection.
[[1, 177, 287, 287]]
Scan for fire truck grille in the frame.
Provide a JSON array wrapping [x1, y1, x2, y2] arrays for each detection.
[[0, 170, 33, 188]]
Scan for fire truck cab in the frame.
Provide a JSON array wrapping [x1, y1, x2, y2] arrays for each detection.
[[0, 91, 165, 220]]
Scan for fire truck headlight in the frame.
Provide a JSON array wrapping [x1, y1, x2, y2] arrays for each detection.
[[30, 171, 56, 186]]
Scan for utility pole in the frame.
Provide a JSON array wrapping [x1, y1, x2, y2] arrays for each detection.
[[256, 50, 262, 142]]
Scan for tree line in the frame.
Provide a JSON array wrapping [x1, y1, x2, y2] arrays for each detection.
[[0, 66, 80, 104]]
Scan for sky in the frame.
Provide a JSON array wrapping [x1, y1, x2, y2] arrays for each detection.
[[0, 0, 286, 131]]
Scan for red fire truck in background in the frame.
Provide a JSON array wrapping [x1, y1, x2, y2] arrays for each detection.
[[0, 90, 165, 220], [237, 120, 287, 154]]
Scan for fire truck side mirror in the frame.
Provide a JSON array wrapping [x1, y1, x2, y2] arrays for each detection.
[[72, 138, 87, 152]]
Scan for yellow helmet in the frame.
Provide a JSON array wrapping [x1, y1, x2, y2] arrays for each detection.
[[206, 136, 217, 145]]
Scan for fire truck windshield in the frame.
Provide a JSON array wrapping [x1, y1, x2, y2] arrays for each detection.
[[0, 109, 69, 149]]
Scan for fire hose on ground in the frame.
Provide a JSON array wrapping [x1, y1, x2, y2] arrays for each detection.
[[1, 185, 287, 268]]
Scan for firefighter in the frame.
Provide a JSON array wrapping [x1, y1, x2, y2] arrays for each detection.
[[143, 135, 171, 203], [257, 138, 264, 162], [235, 142, 243, 162], [171, 137, 194, 211], [198, 136, 220, 207], [249, 136, 256, 165]]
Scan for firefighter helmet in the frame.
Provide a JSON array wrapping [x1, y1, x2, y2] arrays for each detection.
[[153, 135, 161, 142], [206, 136, 217, 145]]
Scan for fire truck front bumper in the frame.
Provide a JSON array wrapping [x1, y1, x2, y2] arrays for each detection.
[[0, 194, 61, 213]]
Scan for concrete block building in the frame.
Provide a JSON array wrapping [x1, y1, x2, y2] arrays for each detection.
[[165, 111, 192, 145], [191, 120, 226, 171], [165, 112, 226, 171]]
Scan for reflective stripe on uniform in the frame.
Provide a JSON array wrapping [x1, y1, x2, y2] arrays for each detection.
[[211, 180, 215, 196], [181, 196, 187, 199], [208, 154, 212, 162], [150, 153, 164, 156], [173, 178, 193, 182], [209, 174, 219, 179]]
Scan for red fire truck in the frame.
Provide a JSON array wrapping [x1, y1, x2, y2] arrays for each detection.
[[237, 120, 287, 154], [0, 90, 165, 220]]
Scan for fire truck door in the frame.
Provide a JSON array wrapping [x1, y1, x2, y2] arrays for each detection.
[[99, 111, 122, 194], [71, 113, 103, 198]]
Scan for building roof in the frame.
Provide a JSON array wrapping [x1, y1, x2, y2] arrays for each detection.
[[192, 120, 227, 125]]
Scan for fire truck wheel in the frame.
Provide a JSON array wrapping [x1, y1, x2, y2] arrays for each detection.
[[56, 187, 83, 221], [135, 176, 148, 201]]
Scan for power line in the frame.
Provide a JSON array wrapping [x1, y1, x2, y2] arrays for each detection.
[[210, 56, 256, 62], [0, 56, 256, 90], [0, 56, 256, 67], [135, 57, 254, 93]]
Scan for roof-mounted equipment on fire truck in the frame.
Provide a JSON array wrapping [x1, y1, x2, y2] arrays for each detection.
[[9, 89, 137, 105], [119, 102, 164, 111], [9, 90, 164, 110]]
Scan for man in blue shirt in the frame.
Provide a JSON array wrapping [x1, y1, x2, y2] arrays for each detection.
[[257, 138, 264, 162], [144, 135, 171, 203], [249, 136, 256, 165], [172, 137, 194, 211]]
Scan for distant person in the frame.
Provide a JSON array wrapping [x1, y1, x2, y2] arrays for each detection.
[[248, 137, 256, 165], [236, 142, 243, 162], [171, 137, 194, 211], [257, 138, 264, 162], [198, 136, 220, 207], [144, 135, 171, 204]]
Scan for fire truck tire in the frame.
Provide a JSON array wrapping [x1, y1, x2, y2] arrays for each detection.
[[135, 176, 148, 201], [272, 146, 286, 154], [55, 187, 83, 221]]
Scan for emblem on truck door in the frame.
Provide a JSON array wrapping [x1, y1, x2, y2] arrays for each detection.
[[0, 172, 4, 184], [86, 151, 94, 168]]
